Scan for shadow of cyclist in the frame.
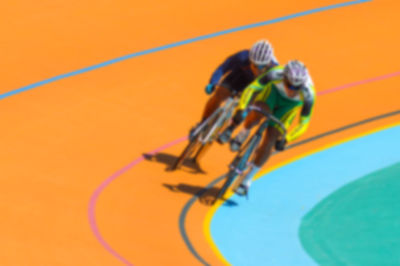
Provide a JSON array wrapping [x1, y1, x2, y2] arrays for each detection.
[[143, 153, 206, 174]]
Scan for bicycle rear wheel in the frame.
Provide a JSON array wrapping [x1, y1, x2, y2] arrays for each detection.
[[170, 138, 201, 170], [191, 141, 211, 162]]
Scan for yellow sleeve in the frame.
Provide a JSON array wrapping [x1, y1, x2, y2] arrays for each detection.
[[286, 83, 316, 142], [286, 116, 310, 142], [238, 76, 266, 110]]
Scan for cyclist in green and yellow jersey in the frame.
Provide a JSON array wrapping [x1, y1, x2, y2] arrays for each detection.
[[219, 60, 316, 195]]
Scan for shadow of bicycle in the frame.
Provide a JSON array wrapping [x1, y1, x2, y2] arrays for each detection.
[[143, 152, 206, 174]]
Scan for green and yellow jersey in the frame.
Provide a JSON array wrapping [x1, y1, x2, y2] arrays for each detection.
[[238, 66, 316, 142]]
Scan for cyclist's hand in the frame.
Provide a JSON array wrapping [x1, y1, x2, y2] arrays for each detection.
[[205, 84, 215, 94], [275, 139, 287, 151]]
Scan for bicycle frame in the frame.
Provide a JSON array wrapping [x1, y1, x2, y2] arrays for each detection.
[[198, 97, 238, 144], [172, 95, 239, 171], [214, 105, 287, 202]]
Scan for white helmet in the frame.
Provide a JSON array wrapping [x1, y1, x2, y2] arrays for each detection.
[[249, 40, 273, 66], [284, 60, 308, 87]]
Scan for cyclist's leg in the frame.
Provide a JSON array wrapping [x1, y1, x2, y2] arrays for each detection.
[[244, 101, 271, 129], [201, 85, 231, 120], [215, 69, 258, 143], [253, 126, 281, 166], [189, 85, 231, 140]]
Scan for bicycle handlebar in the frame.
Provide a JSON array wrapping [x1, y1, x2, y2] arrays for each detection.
[[245, 105, 287, 137]]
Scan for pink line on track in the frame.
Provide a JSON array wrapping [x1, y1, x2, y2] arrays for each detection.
[[317, 71, 400, 96], [88, 136, 187, 265], [88, 70, 399, 265]]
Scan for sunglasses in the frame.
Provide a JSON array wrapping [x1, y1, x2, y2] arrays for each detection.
[[288, 84, 301, 91], [284, 77, 302, 91]]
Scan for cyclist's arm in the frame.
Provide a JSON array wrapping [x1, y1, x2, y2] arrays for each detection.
[[286, 85, 316, 142], [209, 50, 249, 86], [286, 115, 311, 142]]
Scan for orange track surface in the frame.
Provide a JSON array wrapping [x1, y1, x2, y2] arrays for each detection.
[[1, 0, 399, 265]]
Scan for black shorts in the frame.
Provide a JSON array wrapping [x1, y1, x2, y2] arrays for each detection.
[[219, 68, 255, 95]]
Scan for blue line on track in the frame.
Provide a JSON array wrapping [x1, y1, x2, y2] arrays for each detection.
[[0, 0, 371, 100]]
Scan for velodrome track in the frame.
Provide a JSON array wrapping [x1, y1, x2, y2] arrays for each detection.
[[1, 0, 399, 265]]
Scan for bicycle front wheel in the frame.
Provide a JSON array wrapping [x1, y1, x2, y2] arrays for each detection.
[[213, 134, 261, 202], [214, 169, 239, 203]]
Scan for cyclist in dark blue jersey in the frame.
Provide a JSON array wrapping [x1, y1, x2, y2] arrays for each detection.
[[200, 40, 279, 122]]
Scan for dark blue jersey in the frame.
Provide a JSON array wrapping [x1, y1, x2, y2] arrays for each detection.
[[208, 50, 279, 86]]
